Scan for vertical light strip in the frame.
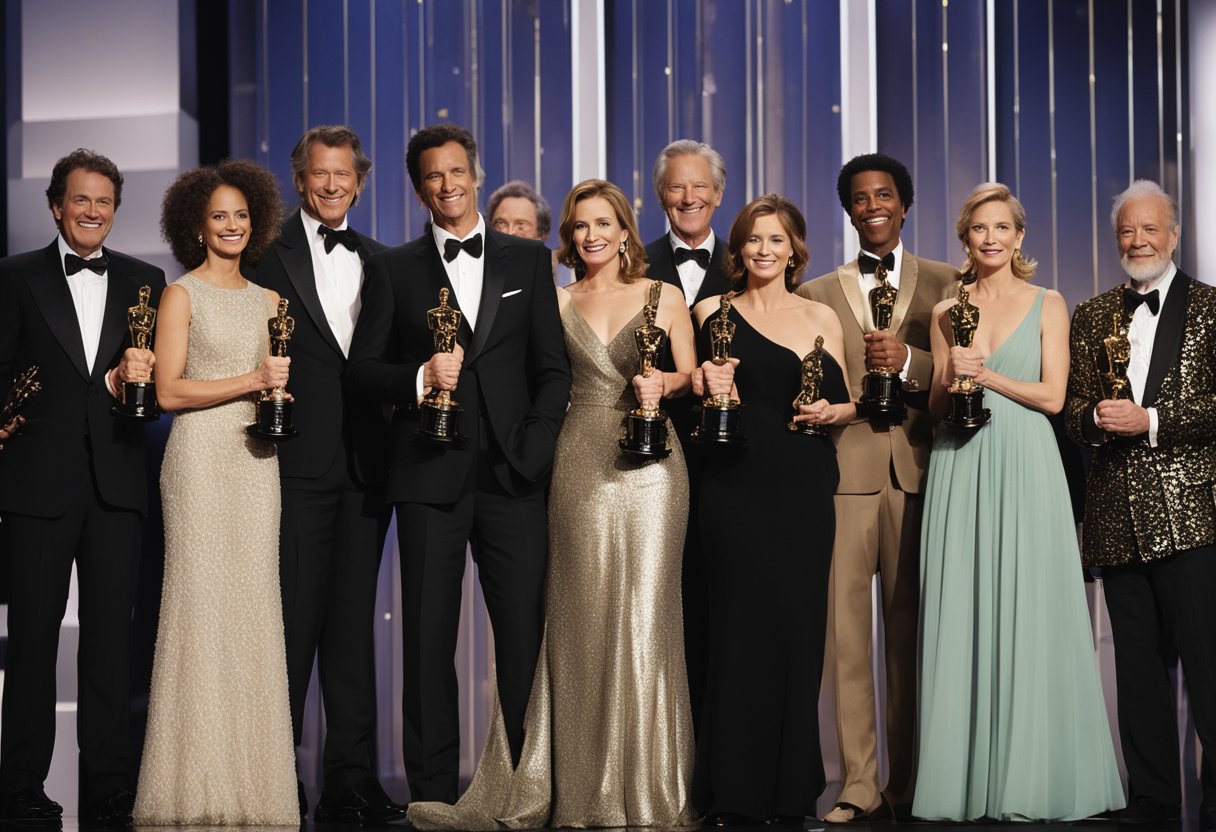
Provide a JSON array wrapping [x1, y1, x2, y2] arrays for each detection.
[[343, 0, 350, 125], [1048, 0, 1059, 291], [1088, 0, 1098, 297], [745, 0, 754, 199], [532, 12, 541, 191], [369, 0, 377, 240], [1013, 0, 1021, 197], [986, 0, 996, 182], [801, 2, 809, 209], [569, 0, 606, 181], [1155, 0, 1164, 183], [665, 0, 674, 141], [1126, 0, 1134, 182], [941, 0, 950, 256], [501, 0, 510, 175], [837, 0, 878, 255], [302, 0, 309, 131], [911, 0, 920, 254], [631, 0, 641, 211], [755, 1, 764, 192], [868, 0, 877, 148], [1173, 0, 1182, 224], [469, 0, 480, 151], [261, 0, 270, 163]]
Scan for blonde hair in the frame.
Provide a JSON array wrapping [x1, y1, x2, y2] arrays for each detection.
[[557, 179, 649, 282], [955, 182, 1037, 281]]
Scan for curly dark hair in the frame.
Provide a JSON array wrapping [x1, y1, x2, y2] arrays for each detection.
[[725, 194, 809, 293], [46, 149, 124, 222], [406, 123, 484, 192], [161, 160, 284, 270], [836, 153, 914, 213]]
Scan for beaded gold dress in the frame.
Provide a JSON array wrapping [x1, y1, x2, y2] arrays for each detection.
[[133, 275, 298, 825], [408, 283, 696, 830]]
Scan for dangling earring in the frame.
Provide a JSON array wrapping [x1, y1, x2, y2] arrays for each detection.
[[197, 233, 204, 246], [786, 258, 797, 277], [619, 241, 627, 255]]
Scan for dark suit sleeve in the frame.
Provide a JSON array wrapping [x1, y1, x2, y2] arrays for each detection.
[[0, 262, 20, 406], [347, 251, 423, 409], [1065, 303, 1107, 447], [503, 244, 570, 482]]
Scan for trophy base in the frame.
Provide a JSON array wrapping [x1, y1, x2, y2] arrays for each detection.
[[619, 410, 672, 458], [943, 387, 991, 431], [692, 401, 745, 446], [787, 420, 829, 437], [111, 381, 161, 421], [246, 398, 299, 441], [417, 398, 464, 444], [857, 371, 907, 422]]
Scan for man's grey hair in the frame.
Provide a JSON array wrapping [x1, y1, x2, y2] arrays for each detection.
[[651, 140, 727, 202], [1111, 179, 1179, 232], [486, 180, 552, 238]]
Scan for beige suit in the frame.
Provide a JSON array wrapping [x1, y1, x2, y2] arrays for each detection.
[[797, 253, 958, 813]]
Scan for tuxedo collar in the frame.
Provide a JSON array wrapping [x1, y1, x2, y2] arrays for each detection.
[[276, 210, 345, 357], [1141, 268, 1190, 408]]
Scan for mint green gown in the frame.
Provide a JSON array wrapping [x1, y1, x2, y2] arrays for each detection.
[[914, 288, 1125, 821]]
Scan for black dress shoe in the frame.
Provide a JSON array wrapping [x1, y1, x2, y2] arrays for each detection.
[[0, 786, 63, 821], [1119, 796, 1180, 825], [706, 811, 762, 827], [315, 777, 408, 824], [81, 789, 135, 827]]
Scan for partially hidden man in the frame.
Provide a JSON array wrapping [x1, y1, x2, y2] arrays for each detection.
[[252, 125, 405, 822], [347, 123, 570, 803], [1065, 180, 1216, 831], [0, 149, 164, 825], [796, 153, 958, 823]]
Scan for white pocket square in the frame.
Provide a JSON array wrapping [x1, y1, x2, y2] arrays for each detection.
[[501, 289, 523, 298]]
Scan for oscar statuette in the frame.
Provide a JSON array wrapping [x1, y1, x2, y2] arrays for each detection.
[[619, 281, 672, 458], [111, 285, 161, 420], [788, 335, 828, 436], [246, 298, 299, 440], [857, 261, 907, 422], [1100, 309, 1132, 402], [417, 288, 465, 443], [942, 283, 991, 430], [1, 365, 43, 449], [692, 292, 744, 445]]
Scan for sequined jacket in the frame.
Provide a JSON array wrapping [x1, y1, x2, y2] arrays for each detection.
[[1065, 272, 1216, 566]]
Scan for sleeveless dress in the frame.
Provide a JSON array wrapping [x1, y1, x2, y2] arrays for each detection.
[[133, 275, 299, 825], [692, 305, 848, 821], [914, 288, 1125, 821], [408, 282, 696, 830]]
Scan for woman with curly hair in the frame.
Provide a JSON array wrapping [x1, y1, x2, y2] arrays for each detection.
[[132, 160, 299, 825]]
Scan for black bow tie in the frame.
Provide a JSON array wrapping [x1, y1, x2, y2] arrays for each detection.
[[858, 252, 896, 275], [64, 252, 108, 276], [443, 234, 483, 262], [673, 246, 711, 270], [318, 225, 361, 255], [1124, 287, 1161, 316]]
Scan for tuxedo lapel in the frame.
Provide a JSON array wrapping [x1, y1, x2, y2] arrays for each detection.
[[94, 251, 134, 378], [835, 261, 868, 331], [888, 254, 919, 335], [648, 242, 680, 291], [416, 236, 472, 350], [466, 233, 507, 363], [1142, 271, 1190, 408], [280, 213, 344, 357], [28, 242, 90, 380]]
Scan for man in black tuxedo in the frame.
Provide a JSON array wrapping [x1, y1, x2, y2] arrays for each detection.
[[1066, 180, 1216, 831], [251, 125, 404, 823], [347, 123, 569, 803], [0, 149, 163, 825], [643, 139, 730, 737]]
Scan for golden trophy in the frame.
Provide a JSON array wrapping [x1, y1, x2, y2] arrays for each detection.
[[1100, 309, 1132, 401], [692, 293, 744, 445], [246, 298, 299, 440], [620, 281, 671, 458], [417, 288, 465, 443], [1, 365, 43, 444], [111, 285, 161, 420], [942, 283, 991, 430], [857, 261, 906, 422], [788, 335, 828, 436]]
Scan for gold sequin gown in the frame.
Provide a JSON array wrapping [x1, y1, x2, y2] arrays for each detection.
[[408, 286, 696, 830], [133, 275, 299, 826]]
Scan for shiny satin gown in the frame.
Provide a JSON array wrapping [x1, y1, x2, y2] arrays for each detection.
[[408, 282, 696, 830]]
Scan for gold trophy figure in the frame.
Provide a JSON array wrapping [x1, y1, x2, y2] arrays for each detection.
[[788, 335, 828, 436], [246, 298, 299, 440], [620, 281, 671, 458], [1, 365, 43, 448], [112, 285, 161, 420], [693, 293, 744, 445], [417, 288, 465, 443], [1101, 309, 1132, 401], [942, 283, 991, 429], [857, 262, 907, 422]]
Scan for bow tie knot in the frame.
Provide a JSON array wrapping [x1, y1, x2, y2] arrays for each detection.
[[858, 252, 896, 275], [673, 246, 711, 270], [1123, 287, 1161, 316], [318, 225, 361, 255], [443, 234, 484, 262], [64, 252, 109, 276]]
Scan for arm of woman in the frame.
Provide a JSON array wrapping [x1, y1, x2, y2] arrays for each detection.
[[793, 306, 856, 426], [927, 300, 955, 421], [972, 290, 1070, 415], [154, 283, 290, 412], [660, 285, 695, 398]]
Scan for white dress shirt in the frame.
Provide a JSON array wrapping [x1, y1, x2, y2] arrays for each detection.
[[1127, 261, 1176, 447], [856, 242, 912, 378], [670, 230, 716, 308], [59, 234, 108, 374], [300, 211, 364, 357], [417, 215, 487, 398]]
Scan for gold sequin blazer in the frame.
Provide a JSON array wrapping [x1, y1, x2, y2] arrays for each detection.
[[1065, 271, 1216, 566]]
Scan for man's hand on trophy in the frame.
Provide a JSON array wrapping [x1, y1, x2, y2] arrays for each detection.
[[117, 347, 156, 383], [698, 358, 738, 398], [864, 330, 908, 370], [1095, 398, 1150, 436], [252, 355, 291, 391], [948, 345, 986, 380], [424, 343, 465, 392]]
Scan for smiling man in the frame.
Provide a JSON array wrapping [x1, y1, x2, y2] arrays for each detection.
[[346, 122, 569, 804], [0, 149, 163, 825], [1066, 180, 1216, 831], [252, 125, 404, 823], [796, 153, 958, 824]]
